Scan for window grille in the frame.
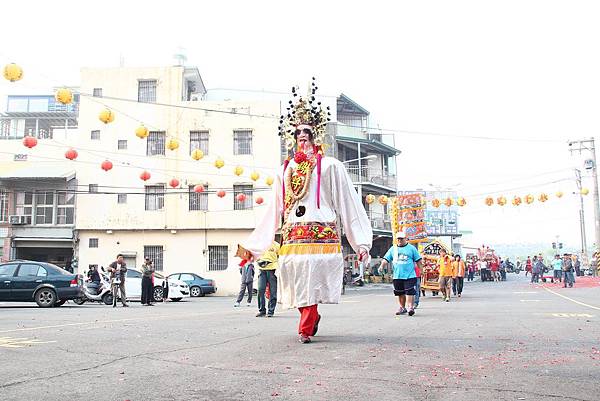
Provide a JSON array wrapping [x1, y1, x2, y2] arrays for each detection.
[[145, 185, 165, 211], [138, 80, 157, 103], [91, 130, 100, 140], [15, 192, 33, 224], [233, 130, 252, 155], [93, 88, 103, 97], [233, 184, 253, 210], [147, 131, 165, 156], [0, 190, 8, 223], [57, 189, 75, 225], [190, 130, 209, 155], [118, 140, 127, 150], [144, 245, 163, 271], [189, 185, 208, 211], [208, 246, 228, 271], [117, 194, 127, 204], [89, 184, 98, 193], [89, 238, 99, 248]]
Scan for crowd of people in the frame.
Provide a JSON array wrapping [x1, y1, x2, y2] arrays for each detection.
[[524, 253, 580, 287]]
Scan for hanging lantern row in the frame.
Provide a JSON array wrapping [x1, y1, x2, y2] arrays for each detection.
[[55, 88, 74, 105]]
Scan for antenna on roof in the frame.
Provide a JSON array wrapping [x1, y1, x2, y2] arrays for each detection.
[[173, 47, 187, 66]]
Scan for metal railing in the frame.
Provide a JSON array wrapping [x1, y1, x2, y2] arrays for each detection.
[[346, 166, 397, 189]]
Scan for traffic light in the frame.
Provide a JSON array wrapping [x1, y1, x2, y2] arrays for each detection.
[[559, 243, 563, 249], [552, 242, 556, 249]]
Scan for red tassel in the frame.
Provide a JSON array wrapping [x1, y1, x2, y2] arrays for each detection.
[[282, 158, 290, 209], [316, 153, 322, 209], [239, 259, 247, 267]]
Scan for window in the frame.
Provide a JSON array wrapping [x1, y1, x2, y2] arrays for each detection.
[[89, 238, 99, 248], [93, 88, 103, 97], [0, 263, 18, 277], [15, 192, 33, 224], [233, 130, 253, 155], [145, 185, 165, 211], [190, 130, 209, 155], [57, 189, 75, 225], [180, 273, 195, 281], [17, 264, 47, 277], [35, 192, 54, 225], [118, 140, 128, 150], [233, 184, 253, 210], [89, 184, 98, 193], [117, 194, 127, 204], [144, 245, 163, 271], [189, 185, 208, 211], [147, 131, 166, 156], [0, 189, 8, 223], [138, 80, 157, 103], [91, 130, 100, 140], [208, 246, 228, 271]]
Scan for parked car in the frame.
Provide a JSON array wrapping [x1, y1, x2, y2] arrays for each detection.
[[167, 273, 216, 297], [0, 260, 83, 307], [121, 268, 190, 302]]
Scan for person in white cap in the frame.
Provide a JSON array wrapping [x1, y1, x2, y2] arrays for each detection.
[[378, 231, 423, 316]]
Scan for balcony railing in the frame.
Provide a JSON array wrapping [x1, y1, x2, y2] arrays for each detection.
[[346, 166, 397, 189]]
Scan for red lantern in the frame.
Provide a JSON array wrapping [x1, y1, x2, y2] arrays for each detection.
[[22, 136, 38, 149], [256, 196, 264, 205], [101, 160, 113, 171], [236, 193, 247, 203], [193, 184, 205, 193], [168, 178, 180, 188], [140, 170, 151, 181], [65, 148, 78, 160], [217, 190, 226, 198]]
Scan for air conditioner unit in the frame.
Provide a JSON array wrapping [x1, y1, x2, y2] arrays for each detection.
[[9, 215, 27, 225]]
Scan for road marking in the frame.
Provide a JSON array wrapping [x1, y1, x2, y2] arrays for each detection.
[[542, 286, 600, 311], [550, 313, 594, 318], [0, 336, 55, 348], [0, 311, 223, 334], [513, 291, 538, 294]]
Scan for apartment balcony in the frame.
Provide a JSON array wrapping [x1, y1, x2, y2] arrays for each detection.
[[346, 166, 397, 190], [367, 211, 392, 232]]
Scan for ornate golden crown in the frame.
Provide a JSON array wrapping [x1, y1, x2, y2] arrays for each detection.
[[278, 78, 331, 151]]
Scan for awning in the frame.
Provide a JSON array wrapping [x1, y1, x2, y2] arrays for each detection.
[[13, 237, 73, 249], [0, 164, 75, 181]]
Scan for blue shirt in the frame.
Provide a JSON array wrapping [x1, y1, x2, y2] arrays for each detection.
[[551, 259, 563, 271], [383, 244, 422, 279]]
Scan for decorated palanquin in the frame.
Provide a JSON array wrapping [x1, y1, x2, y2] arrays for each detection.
[[419, 240, 450, 295]]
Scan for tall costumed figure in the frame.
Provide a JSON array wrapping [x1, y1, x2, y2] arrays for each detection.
[[237, 80, 373, 343]]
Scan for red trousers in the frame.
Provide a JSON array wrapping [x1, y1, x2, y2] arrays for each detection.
[[298, 304, 319, 336]]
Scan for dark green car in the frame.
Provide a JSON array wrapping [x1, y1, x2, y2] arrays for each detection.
[[0, 261, 83, 307]]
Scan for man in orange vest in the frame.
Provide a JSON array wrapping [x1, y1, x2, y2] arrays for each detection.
[[452, 255, 466, 297], [437, 249, 454, 302]]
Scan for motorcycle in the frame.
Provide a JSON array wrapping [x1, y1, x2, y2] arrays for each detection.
[[73, 273, 113, 305]]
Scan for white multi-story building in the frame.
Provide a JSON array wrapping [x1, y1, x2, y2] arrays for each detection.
[[1, 65, 283, 295]]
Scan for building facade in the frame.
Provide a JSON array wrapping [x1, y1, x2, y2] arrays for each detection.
[[73, 66, 281, 295], [0, 94, 80, 268]]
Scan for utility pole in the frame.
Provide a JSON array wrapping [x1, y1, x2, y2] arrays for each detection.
[[568, 138, 600, 271], [574, 169, 588, 257]]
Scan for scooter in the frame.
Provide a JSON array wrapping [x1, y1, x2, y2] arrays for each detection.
[[73, 273, 113, 305]]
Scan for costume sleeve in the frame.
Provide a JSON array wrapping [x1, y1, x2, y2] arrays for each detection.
[[240, 173, 283, 260], [331, 160, 373, 253]]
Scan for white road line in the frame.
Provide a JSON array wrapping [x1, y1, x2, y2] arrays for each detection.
[[542, 286, 600, 311]]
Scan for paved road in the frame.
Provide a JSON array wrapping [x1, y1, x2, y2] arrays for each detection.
[[0, 274, 598, 401]]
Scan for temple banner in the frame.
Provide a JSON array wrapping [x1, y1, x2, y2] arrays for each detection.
[[393, 194, 428, 242]]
